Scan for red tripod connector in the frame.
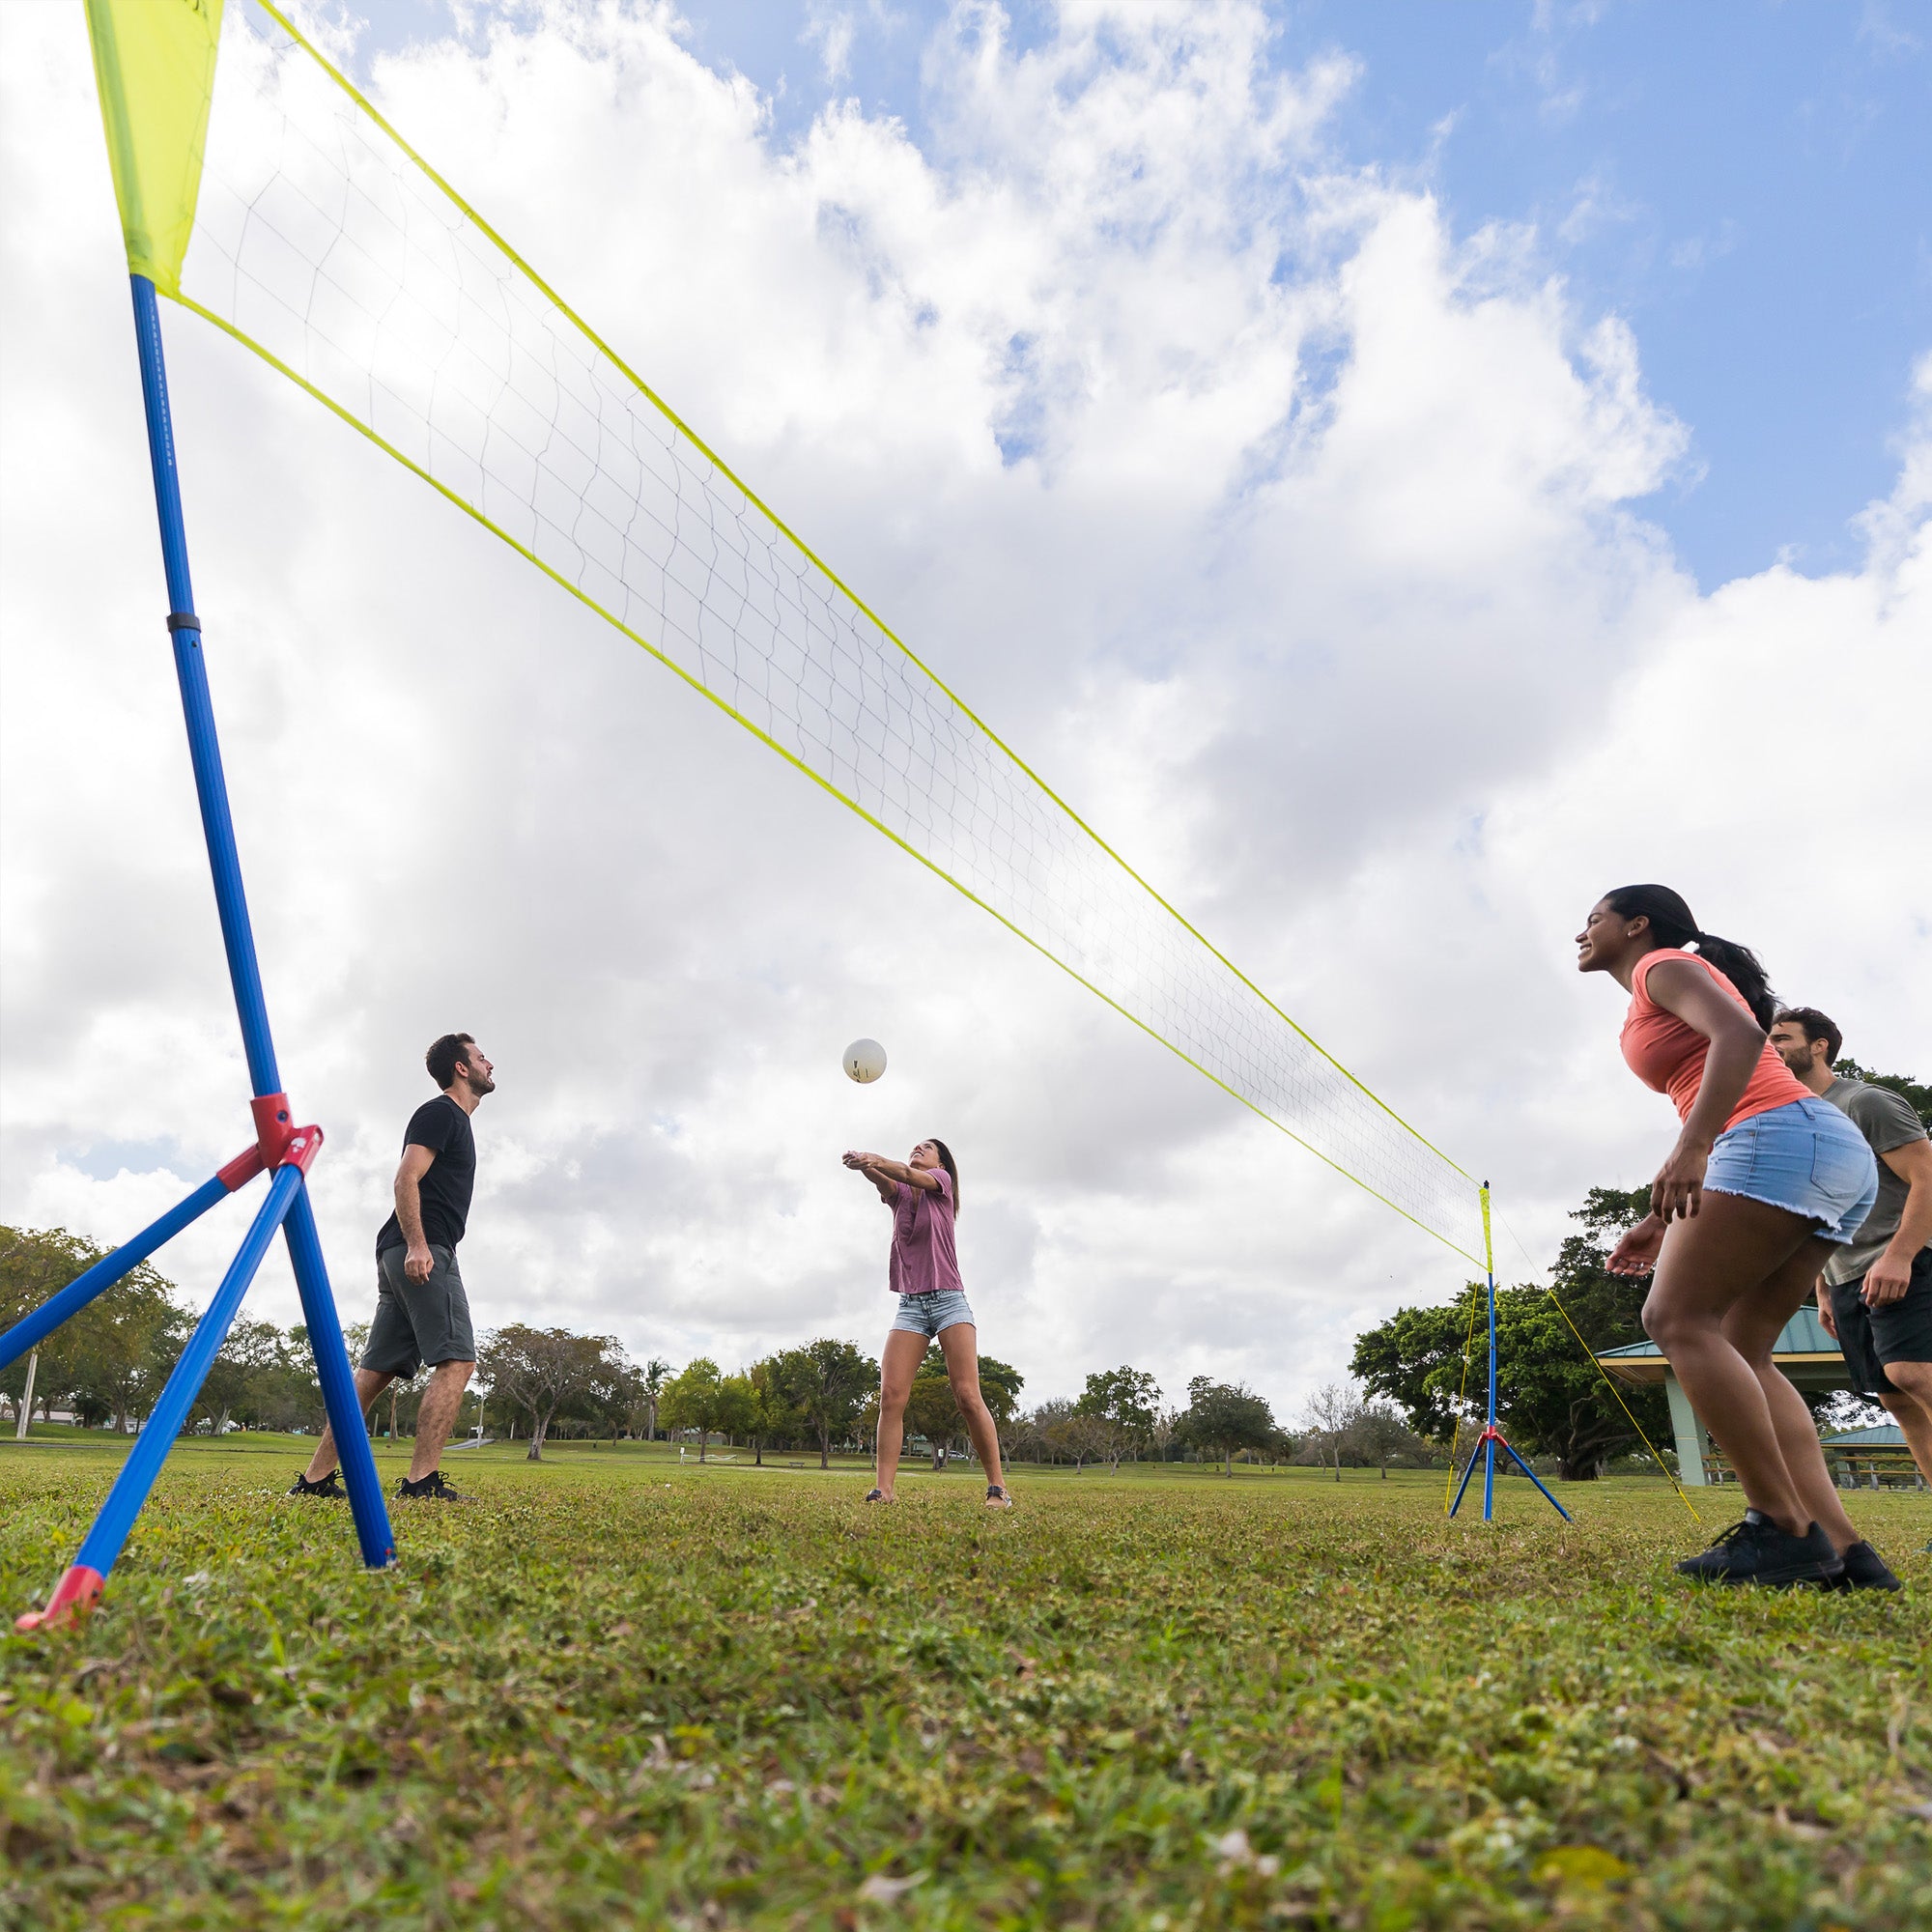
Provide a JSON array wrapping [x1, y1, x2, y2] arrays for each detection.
[[214, 1094, 325, 1192]]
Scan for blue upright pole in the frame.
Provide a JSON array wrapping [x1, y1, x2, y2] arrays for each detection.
[[17, 1164, 304, 1631], [1447, 1182, 1569, 1523], [1482, 1270, 1498, 1521], [128, 276, 281, 1098], [13, 280, 397, 1630], [122, 271, 396, 1571]]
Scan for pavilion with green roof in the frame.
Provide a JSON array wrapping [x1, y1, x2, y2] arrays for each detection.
[[1596, 1307, 1846, 1488]]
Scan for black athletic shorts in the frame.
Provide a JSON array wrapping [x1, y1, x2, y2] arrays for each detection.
[[1829, 1247, 1932, 1398], [362, 1243, 475, 1379]]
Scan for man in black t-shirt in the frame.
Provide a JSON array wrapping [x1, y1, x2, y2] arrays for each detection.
[[293, 1033, 496, 1502]]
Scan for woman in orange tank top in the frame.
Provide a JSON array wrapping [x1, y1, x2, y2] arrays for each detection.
[[1580, 884, 1891, 1590]]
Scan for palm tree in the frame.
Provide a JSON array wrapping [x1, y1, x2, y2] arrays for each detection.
[[641, 1357, 670, 1441]]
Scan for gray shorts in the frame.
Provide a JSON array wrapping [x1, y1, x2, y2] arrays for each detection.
[[362, 1243, 474, 1379]]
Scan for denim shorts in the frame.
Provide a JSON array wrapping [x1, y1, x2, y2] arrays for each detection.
[[890, 1289, 976, 1339], [1704, 1097, 1878, 1242]]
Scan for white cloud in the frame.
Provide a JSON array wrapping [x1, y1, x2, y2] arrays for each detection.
[[2, 0, 1925, 1427]]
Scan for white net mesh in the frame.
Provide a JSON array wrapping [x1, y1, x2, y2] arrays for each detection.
[[173, 0, 1482, 1262]]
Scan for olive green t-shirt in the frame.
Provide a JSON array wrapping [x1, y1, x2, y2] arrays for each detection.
[[1821, 1076, 1929, 1287]]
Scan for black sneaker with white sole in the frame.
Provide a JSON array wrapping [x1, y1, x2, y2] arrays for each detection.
[[1829, 1540, 1903, 1592], [1674, 1511, 1843, 1587], [289, 1469, 345, 1498], [397, 1469, 466, 1502]]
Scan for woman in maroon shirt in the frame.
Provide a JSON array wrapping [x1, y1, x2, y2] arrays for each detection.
[[843, 1139, 1012, 1508], [1580, 884, 1892, 1589]]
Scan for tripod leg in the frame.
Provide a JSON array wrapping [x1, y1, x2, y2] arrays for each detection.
[[1, 1172, 240, 1372], [1498, 1436, 1573, 1520], [16, 1165, 303, 1631], [283, 1179, 394, 1570], [1448, 1437, 1483, 1518]]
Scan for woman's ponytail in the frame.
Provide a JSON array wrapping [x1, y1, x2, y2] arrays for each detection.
[[1604, 884, 1778, 1031]]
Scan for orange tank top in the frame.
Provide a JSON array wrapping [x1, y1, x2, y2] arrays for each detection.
[[1620, 949, 1808, 1131]]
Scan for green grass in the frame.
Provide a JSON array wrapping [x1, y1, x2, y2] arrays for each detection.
[[2, 1442, 1927, 1929]]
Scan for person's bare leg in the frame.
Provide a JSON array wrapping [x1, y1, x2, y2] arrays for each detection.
[[1719, 1236, 1860, 1549], [874, 1330, 923, 1500], [303, 1368, 390, 1483], [1641, 1195, 1826, 1536], [408, 1359, 474, 1482], [936, 1322, 1007, 1494], [1878, 1363, 1932, 1484]]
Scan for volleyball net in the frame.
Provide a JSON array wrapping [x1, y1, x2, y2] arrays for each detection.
[[82, 0, 1486, 1265]]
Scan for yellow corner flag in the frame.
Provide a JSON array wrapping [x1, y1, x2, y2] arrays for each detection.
[[84, 0, 224, 297]]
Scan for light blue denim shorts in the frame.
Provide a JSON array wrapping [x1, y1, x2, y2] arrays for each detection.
[[890, 1289, 976, 1338], [1705, 1096, 1878, 1242]]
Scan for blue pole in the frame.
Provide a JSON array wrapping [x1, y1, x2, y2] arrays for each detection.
[[283, 1181, 394, 1569], [128, 275, 281, 1099], [1497, 1435, 1573, 1521], [25, 1165, 303, 1626], [0, 1174, 234, 1372], [1481, 1270, 1497, 1522], [1447, 1426, 1483, 1518]]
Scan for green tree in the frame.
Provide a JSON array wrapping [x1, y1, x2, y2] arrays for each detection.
[[2, 1226, 187, 1433], [195, 1315, 290, 1435], [477, 1325, 617, 1461], [1351, 1184, 1668, 1481], [1300, 1382, 1362, 1482], [746, 1356, 802, 1465], [773, 1339, 877, 1469], [659, 1355, 726, 1462], [716, 1372, 757, 1452], [976, 1354, 1025, 1430], [639, 1357, 672, 1440], [1177, 1377, 1276, 1476], [1347, 1400, 1432, 1478], [1074, 1364, 1161, 1469], [900, 1349, 968, 1469]]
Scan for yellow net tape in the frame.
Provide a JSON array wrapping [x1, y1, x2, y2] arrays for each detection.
[[121, 0, 1488, 1262]]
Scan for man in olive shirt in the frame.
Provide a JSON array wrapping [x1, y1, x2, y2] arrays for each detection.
[[1771, 1008, 1932, 1486]]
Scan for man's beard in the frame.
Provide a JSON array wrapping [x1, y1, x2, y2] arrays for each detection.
[[464, 1070, 496, 1096]]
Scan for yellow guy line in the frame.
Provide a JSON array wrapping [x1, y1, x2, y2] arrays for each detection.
[[244, 0, 1475, 1193], [1544, 1285, 1701, 1522]]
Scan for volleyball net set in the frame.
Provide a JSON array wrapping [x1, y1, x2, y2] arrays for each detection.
[[3, 0, 1676, 1624]]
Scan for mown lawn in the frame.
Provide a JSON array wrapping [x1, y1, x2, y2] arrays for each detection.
[[2, 1441, 1927, 1929]]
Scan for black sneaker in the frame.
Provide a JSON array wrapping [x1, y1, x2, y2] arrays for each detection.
[[397, 1469, 466, 1502], [1830, 1540, 1903, 1592], [289, 1469, 344, 1498], [1674, 1512, 1844, 1587]]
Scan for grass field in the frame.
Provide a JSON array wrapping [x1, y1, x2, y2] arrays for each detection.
[[2, 1438, 1928, 1929]]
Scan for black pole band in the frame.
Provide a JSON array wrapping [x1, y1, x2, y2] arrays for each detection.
[[166, 611, 201, 633]]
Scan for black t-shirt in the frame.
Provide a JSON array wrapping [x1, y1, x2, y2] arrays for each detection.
[[375, 1094, 477, 1257]]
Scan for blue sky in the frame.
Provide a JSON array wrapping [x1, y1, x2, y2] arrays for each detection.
[[345, 0, 1930, 591]]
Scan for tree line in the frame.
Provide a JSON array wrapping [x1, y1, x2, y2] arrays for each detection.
[[2, 1226, 1435, 1477]]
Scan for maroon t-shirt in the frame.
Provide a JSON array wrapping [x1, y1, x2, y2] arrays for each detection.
[[888, 1167, 962, 1296]]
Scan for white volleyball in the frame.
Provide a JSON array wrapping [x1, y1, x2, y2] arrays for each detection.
[[843, 1037, 887, 1083]]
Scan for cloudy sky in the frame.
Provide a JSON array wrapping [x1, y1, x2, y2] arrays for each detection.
[[2, 0, 1925, 1426]]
